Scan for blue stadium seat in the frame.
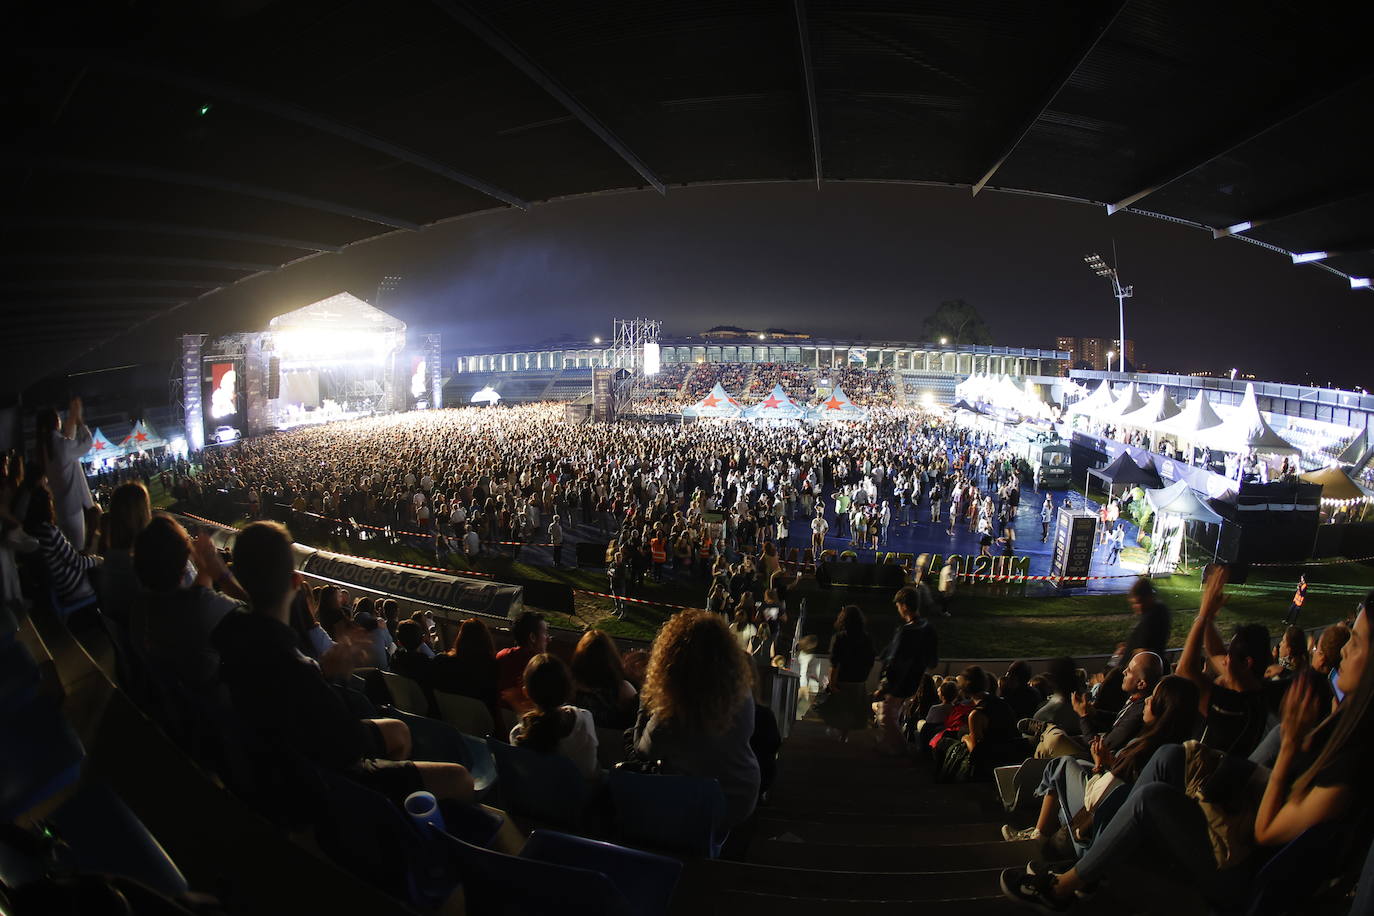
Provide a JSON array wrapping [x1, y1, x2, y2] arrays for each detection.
[[608, 769, 728, 858], [1243, 820, 1357, 915], [433, 826, 682, 916], [43, 783, 189, 900], [0, 698, 85, 822], [486, 738, 590, 828]]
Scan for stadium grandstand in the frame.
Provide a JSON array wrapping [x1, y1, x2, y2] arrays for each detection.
[[9, 2, 1374, 914]]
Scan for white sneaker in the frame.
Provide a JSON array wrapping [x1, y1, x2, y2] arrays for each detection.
[[1002, 825, 1041, 842]]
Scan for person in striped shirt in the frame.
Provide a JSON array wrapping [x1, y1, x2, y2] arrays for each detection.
[[25, 484, 101, 612]]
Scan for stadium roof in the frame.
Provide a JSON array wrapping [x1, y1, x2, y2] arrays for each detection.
[[8, 1, 1374, 389]]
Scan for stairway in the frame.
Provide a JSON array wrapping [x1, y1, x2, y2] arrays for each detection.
[[670, 718, 1214, 916], [671, 719, 1032, 915]]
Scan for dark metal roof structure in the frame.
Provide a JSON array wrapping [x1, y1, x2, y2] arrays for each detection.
[[8, 0, 1374, 389]]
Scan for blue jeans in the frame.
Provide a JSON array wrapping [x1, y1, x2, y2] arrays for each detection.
[[1074, 745, 1252, 902], [1037, 756, 1092, 830]]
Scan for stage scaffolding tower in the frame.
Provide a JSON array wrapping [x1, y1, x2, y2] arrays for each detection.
[[610, 317, 661, 401]]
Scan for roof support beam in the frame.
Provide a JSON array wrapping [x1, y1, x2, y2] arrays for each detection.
[[793, 0, 822, 190], [430, 0, 666, 195], [0, 278, 225, 291], [23, 217, 344, 252], [1287, 241, 1374, 264], [95, 59, 529, 211], [1108, 73, 1374, 214], [2, 254, 277, 272], [15, 155, 424, 231], [971, 0, 1128, 196], [1211, 183, 1374, 238]]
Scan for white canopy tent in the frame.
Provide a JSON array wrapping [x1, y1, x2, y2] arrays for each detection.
[[1067, 381, 1116, 416], [743, 384, 810, 420], [1145, 480, 1226, 572], [1156, 391, 1225, 440], [1096, 382, 1146, 421], [1118, 385, 1182, 431], [1196, 384, 1301, 457], [682, 382, 743, 418]]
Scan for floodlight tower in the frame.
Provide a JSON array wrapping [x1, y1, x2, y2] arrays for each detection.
[[1082, 253, 1132, 372]]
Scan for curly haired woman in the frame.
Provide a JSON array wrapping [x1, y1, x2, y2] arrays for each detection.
[[633, 609, 760, 829]]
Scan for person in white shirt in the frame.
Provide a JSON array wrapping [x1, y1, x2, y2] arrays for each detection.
[[810, 509, 829, 558], [510, 653, 599, 782], [548, 516, 564, 567], [463, 523, 480, 558], [36, 397, 95, 550]]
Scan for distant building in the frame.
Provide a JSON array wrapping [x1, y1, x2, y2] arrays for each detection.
[[1056, 336, 1136, 372]]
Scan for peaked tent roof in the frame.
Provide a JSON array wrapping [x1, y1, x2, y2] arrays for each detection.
[[83, 427, 124, 462], [1198, 384, 1301, 456], [1146, 480, 1225, 524], [743, 383, 809, 420], [1097, 382, 1146, 420], [1119, 386, 1182, 429], [121, 419, 167, 450], [267, 292, 406, 333], [813, 386, 869, 421], [1096, 451, 1164, 489], [682, 382, 743, 418], [1157, 392, 1226, 439], [1067, 381, 1116, 416], [1298, 465, 1369, 502]]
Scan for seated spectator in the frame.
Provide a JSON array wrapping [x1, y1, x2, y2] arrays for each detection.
[[25, 483, 101, 613], [1005, 674, 1200, 844], [95, 481, 150, 627], [1003, 589, 1372, 911], [1039, 651, 1163, 760], [409, 610, 438, 658], [1020, 656, 1085, 739], [510, 653, 599, 781], [131, 514, 242, 691], [570, 629, 638, 730], [315, 586, 349, 639], [212, 522, 473, 807], [352, 610, 390, 670], [917, 679, 960, 746], [1266, 624, 1309, 686], [431, 618, 501, 726], [1177, 568, 1274, 756], [288, 586, 334, 660], [634, 609, 760, 830], [354, 597, 394, 666], [496, 611, 548, 704], [819, 605, 876, 741], [1313, 622, 1352, 703], [389, 620, 433, 685], [956, 665, 1022, 761], [1001, 660, 1044, 720]]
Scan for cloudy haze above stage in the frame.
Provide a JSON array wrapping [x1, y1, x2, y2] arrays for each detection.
[[134, 183, 1364, 387]]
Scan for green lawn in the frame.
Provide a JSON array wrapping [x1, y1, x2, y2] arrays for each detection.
[[180, 495, 1373, 660]]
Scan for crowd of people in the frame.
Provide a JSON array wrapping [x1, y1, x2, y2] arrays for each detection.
[[7, 394, 1373, 913], [800, 563, 1374, 912]]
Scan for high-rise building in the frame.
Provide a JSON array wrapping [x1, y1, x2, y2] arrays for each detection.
[[1056, 336, 1136, 372]]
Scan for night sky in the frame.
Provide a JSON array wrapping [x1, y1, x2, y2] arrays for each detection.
[[115, 182, 1367, 389]]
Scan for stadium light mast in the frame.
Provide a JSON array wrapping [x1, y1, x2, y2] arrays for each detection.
[[1082, 253, 1132, 372]]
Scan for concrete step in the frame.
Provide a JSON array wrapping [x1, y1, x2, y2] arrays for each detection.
[[754, 816, 1005, 845], [748, 837, 1037, 873], [674, 858, 1005, 904]]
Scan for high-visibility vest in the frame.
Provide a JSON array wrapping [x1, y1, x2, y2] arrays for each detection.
[[699, 538, 713, 559], [651, 539, 668, 563]]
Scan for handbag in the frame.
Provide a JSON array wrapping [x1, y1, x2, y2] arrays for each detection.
[[1182, 739, 1269, 870]]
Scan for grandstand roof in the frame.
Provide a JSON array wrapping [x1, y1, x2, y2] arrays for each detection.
[[9, 2, 1374, 388]]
